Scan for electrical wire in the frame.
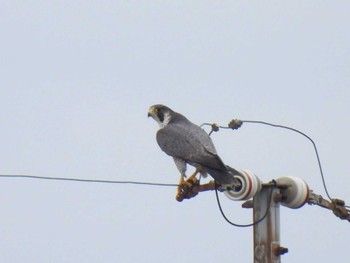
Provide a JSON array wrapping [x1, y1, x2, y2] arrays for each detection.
[[203, 119, 350, 209], [0, 173, 272, 227], [214, 181, 273, 227], [0, 174, 271, 227], [207, 124, 273, 227], [1, 118, 348, 224], [0, 174, 178, 187], [242, 120, 333, 201]]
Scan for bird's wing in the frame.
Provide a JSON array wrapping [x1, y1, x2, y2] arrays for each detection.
[[156, 122, 227, 171]]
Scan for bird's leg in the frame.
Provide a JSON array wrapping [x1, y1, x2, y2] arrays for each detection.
[[178, 175, 192, 188], [185, 167, 200, 185], [176, 168, 204, 201]]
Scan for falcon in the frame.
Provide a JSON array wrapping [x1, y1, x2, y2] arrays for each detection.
[[148, 104, 240, 198]]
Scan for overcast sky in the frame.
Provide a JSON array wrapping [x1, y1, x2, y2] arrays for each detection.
[[1, 1, 349, 262]]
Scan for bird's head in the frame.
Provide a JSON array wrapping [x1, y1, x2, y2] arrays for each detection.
[[148, 104, 174, 128]]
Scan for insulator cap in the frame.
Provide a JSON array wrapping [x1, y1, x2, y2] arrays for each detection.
[[276, 176, 310, 208], [224, 169, 262, 201]]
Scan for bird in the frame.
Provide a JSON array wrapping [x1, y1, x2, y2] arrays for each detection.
[[148, 104, 241, 199]]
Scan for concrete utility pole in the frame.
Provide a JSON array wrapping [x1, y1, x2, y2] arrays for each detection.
[[253, 186, 287, 263]]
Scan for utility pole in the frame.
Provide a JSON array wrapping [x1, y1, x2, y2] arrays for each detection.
[[177, 170, 350, 263], [253, 186, 287, 263]]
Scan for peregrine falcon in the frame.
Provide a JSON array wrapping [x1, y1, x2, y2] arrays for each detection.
[[148, 104, 240, 197]]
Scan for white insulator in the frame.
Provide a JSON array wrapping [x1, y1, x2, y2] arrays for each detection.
[[224, 169, 262, 201], [276, 176, 310, 209]]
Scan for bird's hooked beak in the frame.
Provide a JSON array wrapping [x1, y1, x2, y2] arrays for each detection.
[[148, 106, 157, 118]]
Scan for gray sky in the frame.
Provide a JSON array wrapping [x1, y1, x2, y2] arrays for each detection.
[[1, 1, 349, 262]]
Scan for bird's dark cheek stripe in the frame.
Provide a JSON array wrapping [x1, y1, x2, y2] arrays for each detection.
[[157, 112, 164, 122]]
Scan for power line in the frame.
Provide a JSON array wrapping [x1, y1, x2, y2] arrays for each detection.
[[0, 174, 265, 227], [0, 174, 178, 187], [202, 119, 350, 209], [1, 118, 348, 224], [242, 120, 332, 201]]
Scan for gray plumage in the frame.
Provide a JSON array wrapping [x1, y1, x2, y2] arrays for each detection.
[[148, 104, 239, 185]]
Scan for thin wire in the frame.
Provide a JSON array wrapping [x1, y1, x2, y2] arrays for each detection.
[[242, 120, 332, 201], [0, 120, 347, 216], [214, 182, 273, 227], [0, 174, 178, 187], [207, 128, 272, 227], [204, 119, 350, 209]]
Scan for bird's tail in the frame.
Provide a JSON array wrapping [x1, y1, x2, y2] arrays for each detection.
[[207, 165, 241, 186]]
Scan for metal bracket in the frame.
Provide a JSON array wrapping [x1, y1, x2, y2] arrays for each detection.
[[308, 192, 350, 222]]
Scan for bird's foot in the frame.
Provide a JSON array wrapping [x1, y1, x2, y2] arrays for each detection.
[[185, 175, 200, 186], [176, 177, 200, 202]]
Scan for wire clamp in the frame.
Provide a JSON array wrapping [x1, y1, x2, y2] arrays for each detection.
[[228, 119, 243, 130]]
